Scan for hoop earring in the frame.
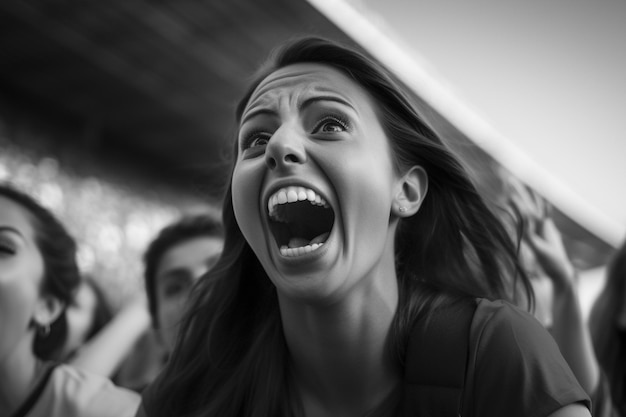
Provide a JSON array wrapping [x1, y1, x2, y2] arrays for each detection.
[[38, 323, 51, 338]]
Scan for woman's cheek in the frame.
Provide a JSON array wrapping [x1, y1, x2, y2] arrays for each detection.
[[232, 166, 264, 242], [0, 280, 38, 356]]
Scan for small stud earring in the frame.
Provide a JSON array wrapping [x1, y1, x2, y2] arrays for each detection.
[[399, 206, 407, 213]]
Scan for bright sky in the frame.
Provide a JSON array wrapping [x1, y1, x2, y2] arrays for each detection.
[[309, 0, 626, 247]]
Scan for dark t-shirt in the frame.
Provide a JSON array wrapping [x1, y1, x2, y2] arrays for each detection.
[[462, 298, 590, 417], [140, 298, 591, 417]]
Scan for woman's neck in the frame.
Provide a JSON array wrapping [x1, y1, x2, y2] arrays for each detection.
[[0, 335, 41, 415], [279, 280, 400, 416]]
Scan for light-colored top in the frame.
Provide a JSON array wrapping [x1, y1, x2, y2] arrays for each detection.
[[20, 363, 140, 417]]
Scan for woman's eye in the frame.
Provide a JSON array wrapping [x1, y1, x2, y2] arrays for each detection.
[[164, 282, 188, 297], [0, 242, 15, 255], [243, 132, 271, 150], [313, 116, 349, 134]]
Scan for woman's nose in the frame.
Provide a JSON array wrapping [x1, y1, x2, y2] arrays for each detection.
[[265, 125, 307, 170]]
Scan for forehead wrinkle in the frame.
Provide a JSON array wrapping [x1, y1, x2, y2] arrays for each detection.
[[242, 91, 305, 127], [242, 81, 355, 126], [242, 70, 311, 124], [242, 62, 362, 119]]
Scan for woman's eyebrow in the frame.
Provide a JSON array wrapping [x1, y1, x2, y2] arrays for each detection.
[[299, 95, 355, 112], [241, 94, 355, 126], [240, 106, 276, 126], [160, 268, 194, 282]]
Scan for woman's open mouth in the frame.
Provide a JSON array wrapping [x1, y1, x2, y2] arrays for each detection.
[[267, 186, 335, 257]]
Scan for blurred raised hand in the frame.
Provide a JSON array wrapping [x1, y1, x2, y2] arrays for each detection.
[[504, 174, 599, 396], [507, 181, 576, 291]]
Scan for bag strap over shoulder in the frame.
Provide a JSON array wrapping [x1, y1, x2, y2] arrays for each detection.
[[403, 298, 477, 417]]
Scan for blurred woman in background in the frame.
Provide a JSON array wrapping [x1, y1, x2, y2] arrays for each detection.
[[0, 182, 139, 417], [114, 213, 224, 392]]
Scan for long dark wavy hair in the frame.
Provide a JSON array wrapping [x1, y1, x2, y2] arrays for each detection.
[[0, 182, 81, 360], [589, 240, 626, 416], [146, 37, 532, 417]]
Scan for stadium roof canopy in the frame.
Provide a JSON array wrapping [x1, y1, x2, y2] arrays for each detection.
[[0, 0, 615, 268]]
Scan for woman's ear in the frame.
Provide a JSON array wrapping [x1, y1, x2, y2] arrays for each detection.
[[32, 295, 64, 328], [393, 166, 428, 217]]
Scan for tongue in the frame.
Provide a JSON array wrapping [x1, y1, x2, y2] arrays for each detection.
[[287, 232, 330, 248], [310, 232, 329, 245], [287, 237, 309, 248]]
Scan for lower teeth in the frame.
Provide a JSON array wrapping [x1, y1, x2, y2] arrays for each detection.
[[280, 242, 324, 257]]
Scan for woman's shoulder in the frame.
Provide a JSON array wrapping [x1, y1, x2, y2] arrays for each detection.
[[474, 296, 530, 315], [465, 298, 591, 417], [470, 297, 571, 361], [41, 363, 140, 417], [472, 298, 543, 335]]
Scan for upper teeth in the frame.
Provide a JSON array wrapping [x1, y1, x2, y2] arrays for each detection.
[[267, 186, 328, 216]]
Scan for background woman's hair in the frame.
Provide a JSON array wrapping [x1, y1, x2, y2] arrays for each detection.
[[147, 36, 532, 417], [589, 240, 626, 415], [0, 182, 81, 359]]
